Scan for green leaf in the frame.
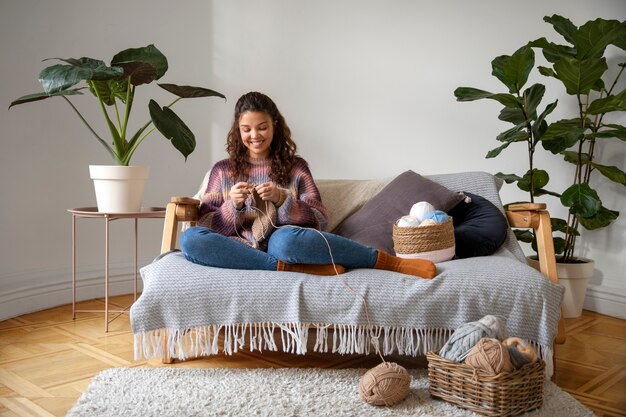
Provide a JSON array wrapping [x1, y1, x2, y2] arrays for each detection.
[[88, 78, 129, 106], [593, 126, 626, 140], [454, 87, 521, 107], [553, 57, 608, 95], [454, 87, 493, 101], [562, 150, 589, 165], [38, 58, 123, 94], [488, 93, 522, 108], [538, 66, 557, 77], [550, 217, 570, 233], [590, 162, 626, 185], [541, 119, 585, 153], [9, 88, 84, 108], [148, 99, 195, 160], [111, 44, 168, 80], [514, 229, 534, 243], [498, 107, 525, 124], [560, 183, 601, 218], [575, 18, 626, 59], [113, 62, 157, 86], [544, 15, 578, 45], [495, 172, 522, 184], [529, 37, 576, 63], [522, 83, 546, 119], [496, 123, 529, 143], [613, 30, 626, 50], [587, 89, 626, 114], [486, 142, 512, 158], [158, 84, 226, 99], [532, 100, 558, 139], [491, 46, 535, 94], [552, 237, 566, 255], [518, 169, 549, 193], [577, 205, 619, 230]]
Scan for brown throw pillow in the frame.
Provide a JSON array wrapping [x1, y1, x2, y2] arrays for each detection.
[[333, 170, 465, 254]]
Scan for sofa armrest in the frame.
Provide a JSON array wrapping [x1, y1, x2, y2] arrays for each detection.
[[505, 203, 566, 345], [160, 196, 200, 254]]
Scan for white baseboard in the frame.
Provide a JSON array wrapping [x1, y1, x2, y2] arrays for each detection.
[[0, 261, 150, 322], [584, 284, 626, 320]]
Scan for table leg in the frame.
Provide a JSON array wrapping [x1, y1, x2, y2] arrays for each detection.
[[134, 218, 138, 301], [72, 214, 76, 320], [105, 216, 110, 332]]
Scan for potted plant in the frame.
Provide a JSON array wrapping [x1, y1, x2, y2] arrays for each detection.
[[453, 15, 626, 317], [9, 44, 225, 212]]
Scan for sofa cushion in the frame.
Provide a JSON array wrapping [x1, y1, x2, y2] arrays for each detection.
[[333, 170, 466, 254], [317, 178, 390, 232], [447, 191, 508, 258]]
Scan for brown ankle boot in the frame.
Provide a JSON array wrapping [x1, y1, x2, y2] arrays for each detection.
[[374, 251, 437, 279], [276, 260, 346, 276]]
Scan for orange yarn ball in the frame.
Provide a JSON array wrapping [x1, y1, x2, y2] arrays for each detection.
[[465, 337, 514, 375], [359, 362, 411, 406]]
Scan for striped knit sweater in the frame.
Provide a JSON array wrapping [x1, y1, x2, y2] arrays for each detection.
[[198, 156, 329, 249]]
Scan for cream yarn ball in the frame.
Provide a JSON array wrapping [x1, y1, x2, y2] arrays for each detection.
[[359, 362, 411, 406], [397, 215, 420, 227], [409, 202, 435, 222]]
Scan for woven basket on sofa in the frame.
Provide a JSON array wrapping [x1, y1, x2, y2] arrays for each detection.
[[426, 351, 545, 417], [392, 218, 455, 262]]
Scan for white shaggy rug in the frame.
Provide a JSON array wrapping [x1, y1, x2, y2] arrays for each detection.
[[66, 367, 594, 417]]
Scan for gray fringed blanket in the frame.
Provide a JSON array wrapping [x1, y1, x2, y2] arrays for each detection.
[[131, 249, 563, 375]]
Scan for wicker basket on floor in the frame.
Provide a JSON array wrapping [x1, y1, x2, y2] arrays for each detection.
[[426, 351, 545, 417]]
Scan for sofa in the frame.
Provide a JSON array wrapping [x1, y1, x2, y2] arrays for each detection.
[[130, 170, 565, 376]]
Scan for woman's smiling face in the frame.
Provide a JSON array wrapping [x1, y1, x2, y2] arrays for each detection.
[[239, 111, 275, 159]]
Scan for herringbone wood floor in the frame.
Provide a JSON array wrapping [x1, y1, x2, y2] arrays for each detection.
[[0, 295, 624, 416]]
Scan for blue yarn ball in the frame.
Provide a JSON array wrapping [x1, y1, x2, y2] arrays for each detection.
[[426, 210, 449, 224]]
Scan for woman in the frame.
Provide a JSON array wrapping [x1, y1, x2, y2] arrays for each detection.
[[180, 92, 436, 279]]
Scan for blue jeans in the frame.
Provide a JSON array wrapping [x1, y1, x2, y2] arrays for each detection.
[[180, 226, 379, 271]]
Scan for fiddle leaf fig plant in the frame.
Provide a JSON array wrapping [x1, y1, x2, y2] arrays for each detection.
[[9, 44, 225, 166], [454, 15, 626, 263]]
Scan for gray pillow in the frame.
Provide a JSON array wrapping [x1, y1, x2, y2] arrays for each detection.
[[333, 170, 466, 254]]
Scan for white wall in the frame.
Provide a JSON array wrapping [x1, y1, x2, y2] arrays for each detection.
[[1, 0, 625, 320]]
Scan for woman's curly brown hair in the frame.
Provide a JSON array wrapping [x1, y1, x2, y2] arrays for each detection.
[[226, 92, 297, 186]]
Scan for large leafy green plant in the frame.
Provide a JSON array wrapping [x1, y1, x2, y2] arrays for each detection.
[[454, 15, 626, 263], [10, 44, 225, 166]]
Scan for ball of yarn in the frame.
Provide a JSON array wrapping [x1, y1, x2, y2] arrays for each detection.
[[418, 219, 437, 227], [465, 338, 514, 375], [397, 215, 420, 227], [359, 362, 411, 406], [438, 315, 508, 363], [503, 337, 538, 369], [478, 315, 509, 341], [426, 210, 449, 224], [409, 201, 435, 222]]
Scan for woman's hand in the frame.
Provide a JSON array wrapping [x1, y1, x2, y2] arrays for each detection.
[[255, 182, 280, 204], [229, 182, 254, 209]]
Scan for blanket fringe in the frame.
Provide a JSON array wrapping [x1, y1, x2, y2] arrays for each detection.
[[133, 323, 555, 377]]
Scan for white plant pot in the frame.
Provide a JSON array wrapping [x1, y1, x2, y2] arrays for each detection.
[[89, 165, 149, 213], [527, 257, 594, 319]]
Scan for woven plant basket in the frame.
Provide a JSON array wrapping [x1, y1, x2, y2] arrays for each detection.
[[393, 218, 455, 261], [426, 351, 545, 417]]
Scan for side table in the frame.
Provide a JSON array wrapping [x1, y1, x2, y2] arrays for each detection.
[[68, 206, 166, 331]]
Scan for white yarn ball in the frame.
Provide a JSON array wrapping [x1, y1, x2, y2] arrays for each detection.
[[397, 215, 420, 227], [409, 201, 435, 222], [419, 219, 437, 227]]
